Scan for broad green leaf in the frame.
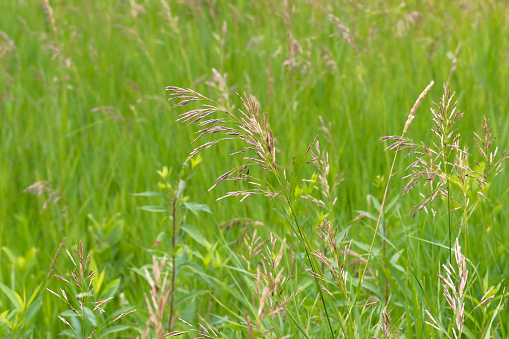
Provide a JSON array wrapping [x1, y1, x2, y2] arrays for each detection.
[[23, 297, 42, 324], [99, 325, 131, 336], [138, 205, 168, 213], [93, 270, 105, 296], [155, 231, 166, 242], [58, 329, 80, 338], [182, 201, 212, 216], [27, 284, 41, 307], [0, 283, 23, 311], [100, 278, 120, 299], [175, 290, 209, 306], [83, 307, 97, 327], [131, 191, 166, 198], [59, 310, 81, 317], [181, 223, 210, 248]]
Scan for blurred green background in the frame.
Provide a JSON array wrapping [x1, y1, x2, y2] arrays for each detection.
[[1, 0, 508, 336]]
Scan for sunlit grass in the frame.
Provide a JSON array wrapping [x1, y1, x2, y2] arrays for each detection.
[[0, 0, 508, 337]]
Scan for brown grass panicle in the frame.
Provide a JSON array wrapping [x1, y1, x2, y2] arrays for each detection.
[[238, 229, 266, 271], [382, 84, 509, 218], [380, 84, 466, 216], [373, 310, 402, 339], [311, 219, 351, 297], [24, 181, 68, 215], [248, 234, 296, 338], [169, 85, 351, 337], [473, 116, 509, 198], [47, 241, 136, 338], [301, 139, 344, 212], [178, 234, 294, 339], [425, 238, 500, 338], [137, 256, 186, 339], [167, 86, 285, 203]]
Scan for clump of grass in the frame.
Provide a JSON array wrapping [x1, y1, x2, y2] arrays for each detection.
[[382, 84, 509, 216], [167, 85, 347, 336], [47, 241, 135, 338], [425, 238, 502, 338], [134, 160, 214, 336], [381, 84, 509, 264], [248, 234, 294, 338]]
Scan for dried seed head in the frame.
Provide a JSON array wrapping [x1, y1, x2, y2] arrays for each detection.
[[402, 81, 434, 136]]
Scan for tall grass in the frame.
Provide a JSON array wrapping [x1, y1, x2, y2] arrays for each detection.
[[1, 0, 508, 337]]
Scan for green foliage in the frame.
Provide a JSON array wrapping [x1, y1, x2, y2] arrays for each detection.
[[0, 0, 508, 337]]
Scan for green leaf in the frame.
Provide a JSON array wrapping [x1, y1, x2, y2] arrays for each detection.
[[99, 325, 131, 336], [83, 307, 97, 327], [27, 284, 41, 307], [0, 283, 23, 311], [182, 201, 212, 216], [181, 223, 210, 248], [176, 179, 187, 198], [23, 297, 42, 324], [131, 191, 166, 198], [1, 247, 17, 265], [138, 205, 168, 213], [175, 290, 209, 306], [155, 231, 166, 242], [59, 310, 80, 317], [100, 279, 120, 299], [58, 329, 80, 338], [0, 310, 13, 328]]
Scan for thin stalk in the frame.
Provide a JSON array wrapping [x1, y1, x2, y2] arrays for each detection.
[[287, 205, 345, 338], [168, 197, 177, 332], [359, 81, 434, 314], [358, 148, 398, 289], [383, 220, 388, 305]]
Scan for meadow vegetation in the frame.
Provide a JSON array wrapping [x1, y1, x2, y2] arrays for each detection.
[[1, 0, 508, 338]]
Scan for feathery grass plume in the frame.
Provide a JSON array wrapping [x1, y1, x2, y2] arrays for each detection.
[[373, 310, 401, 339], [438, 238, 468, 339], [137, 256, 184, 339], [301, 140, 344, 212], [382, 85, 509, 265], [328, 14, 359, 54], [42, 0, 57, 38], [473, 116, 509, 197], [242, 234, 296, 338], [381, 84, 465, 216], [238, 229, 266, 271], [47, 241, 135, 338], [47, 237, 66, 280], [425, 238, 503, 338], [24, 180, 71, 222], [168, 85, 343, 336], [402, 81, 435, 136], [167, 86, 281, 202], [311, 219, 350, 297], [206, 68, 235, 112], [219, 217, 263, 233]]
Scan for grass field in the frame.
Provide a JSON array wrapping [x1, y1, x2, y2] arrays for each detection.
[[1, 0, 509, 338]]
